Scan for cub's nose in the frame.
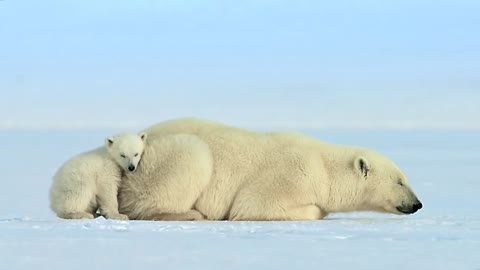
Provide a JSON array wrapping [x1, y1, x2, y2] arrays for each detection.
[[128, 165, 136, 172], [413, 201, 423, 211]]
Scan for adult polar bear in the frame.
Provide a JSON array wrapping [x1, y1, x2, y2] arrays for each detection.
[[119, 118, 422, 221]]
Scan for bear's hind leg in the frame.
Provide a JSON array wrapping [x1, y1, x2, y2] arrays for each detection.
[[58, 197, 97, 219], [52, 185, 96, 219]]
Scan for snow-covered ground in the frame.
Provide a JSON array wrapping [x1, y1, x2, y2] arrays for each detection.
[[1, 129, 479, 269]]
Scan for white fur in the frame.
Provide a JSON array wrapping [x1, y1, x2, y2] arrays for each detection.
[[119, 134, 213, 221], [49, 132, 147, 219], [120, 118, 421, 221]]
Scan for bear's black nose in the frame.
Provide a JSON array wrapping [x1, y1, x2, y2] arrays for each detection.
[[128, 165, 135, 172], [413, 201, 423, 211]]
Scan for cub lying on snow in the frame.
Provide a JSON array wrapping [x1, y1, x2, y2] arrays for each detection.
[[50, 132, 147, 220]]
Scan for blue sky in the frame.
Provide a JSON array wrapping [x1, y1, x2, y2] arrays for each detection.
[[1, 0, 479, 129]]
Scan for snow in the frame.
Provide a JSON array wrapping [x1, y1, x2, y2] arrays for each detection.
[[1, 129, 479, 269]]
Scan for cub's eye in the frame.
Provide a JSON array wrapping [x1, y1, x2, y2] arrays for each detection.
[[120, 154, 126, 158], [397, 180, 404, 186], [134, 153, 139, 157]]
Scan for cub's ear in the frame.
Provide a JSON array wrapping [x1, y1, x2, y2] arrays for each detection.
[[139, 132, 147, 142], [354, 156, 370, 178], [105, 137, 114, 148]]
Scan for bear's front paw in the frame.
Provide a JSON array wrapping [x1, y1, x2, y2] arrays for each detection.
[[186, 210, 205, 221], [106, 213, 129, 220]]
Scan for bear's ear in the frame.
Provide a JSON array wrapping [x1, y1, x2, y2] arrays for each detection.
[[354, 156, 370, 178], [139, 132, 147, 142], [105, 137, 114, 148]]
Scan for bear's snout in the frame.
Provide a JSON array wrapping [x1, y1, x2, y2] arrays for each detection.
[[396, 199, 423, 214], [128, 165, 136, 172]]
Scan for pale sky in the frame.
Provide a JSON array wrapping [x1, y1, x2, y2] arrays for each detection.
[[1, 0, 479, 130]]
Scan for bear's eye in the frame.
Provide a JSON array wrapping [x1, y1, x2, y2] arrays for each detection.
[[134, 153, 138, 157], [120, 154, 126, 158], [397, 180, 404, 186]]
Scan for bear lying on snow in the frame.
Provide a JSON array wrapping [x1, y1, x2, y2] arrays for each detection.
[[118, 118, 422, 221], [50, 132, 147, 220]]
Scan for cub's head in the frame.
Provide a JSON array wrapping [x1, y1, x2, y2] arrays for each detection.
[[354, 150, 422, 215], [105, 132, 147, 172]]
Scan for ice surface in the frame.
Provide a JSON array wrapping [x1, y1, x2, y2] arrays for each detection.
[[1, 129, 479, 270]]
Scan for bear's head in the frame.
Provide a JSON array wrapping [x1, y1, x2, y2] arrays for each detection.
[[354, 150, 422, 215], [105, 132, 147, 172]]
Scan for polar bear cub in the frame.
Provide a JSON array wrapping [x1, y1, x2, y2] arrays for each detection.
[[50, 132, 147, 220]]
